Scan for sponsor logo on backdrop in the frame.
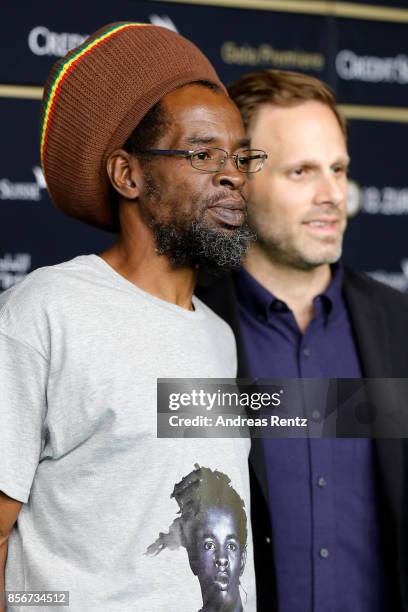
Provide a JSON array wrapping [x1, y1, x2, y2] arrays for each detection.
[[0, 253, 31, 291], [149, 15, 178, 32], [350, 185, 408, 215], [221, 41, 324, 71], [28, 26, 87, 57], [336, 50, 408, 84], [28, 17, 177, 58], [369, 260, 408, 293], [0, 167, 46, 202], [347, 180, 361, 217]]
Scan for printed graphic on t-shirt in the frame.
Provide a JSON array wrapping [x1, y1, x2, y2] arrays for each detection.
[[146, 464, 247, 612]]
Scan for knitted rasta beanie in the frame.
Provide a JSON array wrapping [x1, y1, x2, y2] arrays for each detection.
[[40, 22, 224, 232]]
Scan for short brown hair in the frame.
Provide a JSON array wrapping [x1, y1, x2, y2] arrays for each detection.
[[228, 69, 346, 137]]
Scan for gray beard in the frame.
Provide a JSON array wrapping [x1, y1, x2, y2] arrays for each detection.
[[154, 220, 256, 275]]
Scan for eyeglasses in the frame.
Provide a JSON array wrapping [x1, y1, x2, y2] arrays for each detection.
[[133, 147, 268, 173]]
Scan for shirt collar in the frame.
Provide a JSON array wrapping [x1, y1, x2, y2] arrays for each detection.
[[234, 267, 284, 321], [234, 263, 344, 323], [318, 262, 344, 318]]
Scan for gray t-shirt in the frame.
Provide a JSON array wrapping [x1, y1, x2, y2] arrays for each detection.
[[0, 255, 255, 612]]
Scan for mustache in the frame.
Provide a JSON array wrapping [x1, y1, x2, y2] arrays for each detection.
[[202, 191, 247, 208]]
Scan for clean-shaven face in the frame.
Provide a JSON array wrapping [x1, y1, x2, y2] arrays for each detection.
[[189, 507, 245, 611], [247, 100, 349, 270]]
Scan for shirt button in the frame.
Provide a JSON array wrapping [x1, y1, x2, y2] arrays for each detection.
[[318, 476, 327, 488], [319, 548, 330, 559], [257, 313, 266, 323], [312, 410, 321, 421], [265, 537, 271, 544], [302, 347, 310, 357]]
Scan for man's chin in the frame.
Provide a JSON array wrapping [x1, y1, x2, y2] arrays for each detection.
[[154, 221, 256, 275], [297, 249, 343, 269], [284, 237, 343, 268]]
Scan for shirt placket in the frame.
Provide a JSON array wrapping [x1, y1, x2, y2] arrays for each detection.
[[299, 324, 336, 612]]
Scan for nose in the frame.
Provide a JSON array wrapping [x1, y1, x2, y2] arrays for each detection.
[[314, 172, 345, 208], [215, 556, 229, 570], [213, 157, 246, 190]]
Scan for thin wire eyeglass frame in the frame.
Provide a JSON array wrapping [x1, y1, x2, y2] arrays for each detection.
[[132, 147, 268, 173]]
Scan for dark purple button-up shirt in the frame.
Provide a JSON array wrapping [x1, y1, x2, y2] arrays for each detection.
[[234, 265, 386, 612]]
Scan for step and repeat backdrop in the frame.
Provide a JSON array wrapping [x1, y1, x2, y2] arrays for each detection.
[[1, 0, 408, 292]]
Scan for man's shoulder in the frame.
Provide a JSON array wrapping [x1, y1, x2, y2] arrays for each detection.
[[343, 267, 408, 310], [0, 256, 100, 338], [0, 255, 94, 308]]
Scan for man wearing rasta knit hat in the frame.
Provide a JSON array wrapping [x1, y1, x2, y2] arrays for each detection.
[[0, 22, 262, 612]]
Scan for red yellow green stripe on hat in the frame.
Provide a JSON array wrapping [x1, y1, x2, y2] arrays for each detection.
[[40, 22, 149, 171]]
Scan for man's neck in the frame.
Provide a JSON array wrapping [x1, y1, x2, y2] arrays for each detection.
[[244, 246, 332, 333], [101, 238, 196, 313], [101, 245, 196, 310], [200, 598, 243, 612]]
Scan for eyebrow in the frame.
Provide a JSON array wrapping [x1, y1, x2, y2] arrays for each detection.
[[284, 155, 351, 168], [185, 135, 250, 149], [335, 156, 351, 166], [238, 138, 250, 149], [185, 136, 217, 146], [202, 533, 239, 540]]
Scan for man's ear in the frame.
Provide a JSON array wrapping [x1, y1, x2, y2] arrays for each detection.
[[106, 149, 143, 200]]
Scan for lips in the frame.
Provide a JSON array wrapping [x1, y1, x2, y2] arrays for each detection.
[[214, 572, 230, 591], [302, 218, 341, 233], [208, 199, 246, 227]]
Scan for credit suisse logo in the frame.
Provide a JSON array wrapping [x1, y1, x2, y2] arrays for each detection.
[[27, 17, 178, 58], [0, 167, 46, 202], [28, 26, 87, 57], [349, 183, 408, 216], [336, 50, 408, 84]]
